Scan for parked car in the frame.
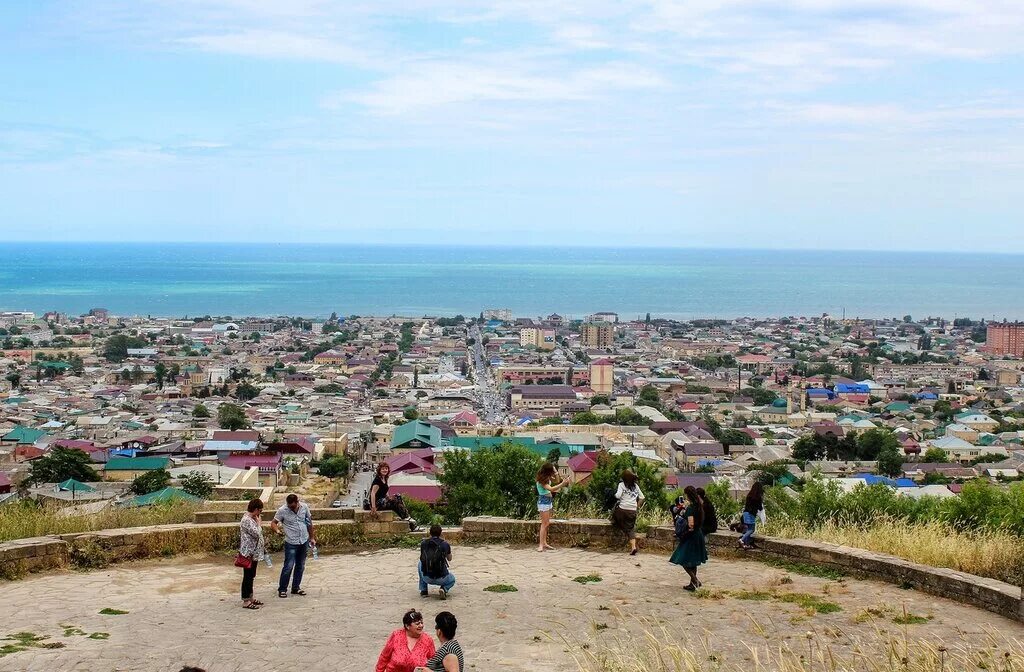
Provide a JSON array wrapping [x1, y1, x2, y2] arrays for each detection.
[[331, 499, 342, 508]]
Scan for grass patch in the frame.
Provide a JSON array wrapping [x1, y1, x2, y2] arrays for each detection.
[[776, 592, 842, 614], [0, 632, 63, 658], [573, 574, 603, 584], [88, 632, 110, 640], [0, 500, 199, 542], [732, 590, 771, 601], [893, 610, 932, 625], [761, 557, 846, 580], [98, 608, 128, 615], [61, 625, 87, 637], [484, 584, 518, 593], [694, 587, 724, 600]]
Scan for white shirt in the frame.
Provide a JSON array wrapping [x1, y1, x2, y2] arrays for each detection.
[[615, 482, 645, 511]]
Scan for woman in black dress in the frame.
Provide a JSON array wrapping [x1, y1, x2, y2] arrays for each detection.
[[370, 462, 418, 531], [669, 486, 708, 591]]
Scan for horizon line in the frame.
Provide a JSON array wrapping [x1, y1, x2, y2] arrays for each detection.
[[2, 240, 1024, 257]]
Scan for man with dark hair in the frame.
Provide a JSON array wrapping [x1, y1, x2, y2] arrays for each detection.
[[418, 524, 455, 599], [271, 493, 315, 598]]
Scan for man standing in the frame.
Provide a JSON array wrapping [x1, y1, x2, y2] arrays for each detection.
[[271, 493, 315, 598], [418, 524, 455, 599]]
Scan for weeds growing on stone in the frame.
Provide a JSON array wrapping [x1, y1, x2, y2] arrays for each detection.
[[99, 608, 128, 615], [760, 557, 846, 581], [0, 632, 64, 658], [0, 500, 199, 542]]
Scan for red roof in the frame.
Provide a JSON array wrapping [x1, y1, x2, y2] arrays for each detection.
[[224, 454, 281, 469], [567, 451, 599, 473], [591, 358, 613, 366], [388, 484, 442, 504], [0, 473, 12, 488], [213, 430, 261, 442], [450, 411, 479, 426], [386, 449, 437, 475], [54, 439, 96, 450]]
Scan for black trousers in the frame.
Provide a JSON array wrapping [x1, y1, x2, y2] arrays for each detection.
[[241, 562, 258, 599]]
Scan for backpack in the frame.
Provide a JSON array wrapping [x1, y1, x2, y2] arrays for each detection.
[[702, 500, 719, 534], [674, 512, 691, 540], [421, 538, 447, 579], [603, 487, 619, 511]]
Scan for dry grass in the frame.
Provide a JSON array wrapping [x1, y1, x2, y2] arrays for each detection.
[[762, 517, 1024, 585], [567, 620, 1024, 672], [0, 501, 199, 542]]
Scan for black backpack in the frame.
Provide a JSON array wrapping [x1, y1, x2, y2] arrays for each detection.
[[603, 487, 619, 511], [421, 538, 447, 579]]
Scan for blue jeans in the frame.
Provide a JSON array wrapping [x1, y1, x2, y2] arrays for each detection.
[[740, 512, 757, 546], [279, 541, 308, 593], [418, 560, 455, 594]]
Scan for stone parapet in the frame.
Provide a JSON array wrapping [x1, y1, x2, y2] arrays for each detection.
[[194, 507, 357, 525]]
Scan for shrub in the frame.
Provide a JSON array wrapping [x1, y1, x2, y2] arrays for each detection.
[[438, 443, 543, 523], [585, 451, 668, 513], [131, 469, 170, 496], [318, 455, 350, 479], [178, 471, 214, 499]]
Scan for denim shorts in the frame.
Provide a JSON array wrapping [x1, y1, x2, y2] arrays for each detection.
[[537, 495, 553, 512]]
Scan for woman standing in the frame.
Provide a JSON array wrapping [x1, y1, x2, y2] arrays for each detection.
[[376, 609, 436, 672], [238, 498, 266, 610], [417, 611, 464, 672], [536, 462, 569, 552], [739, 482, 765, 550], [370, 463, 418, 531], [669, 486, 708, 591], [612, 469, 645, 555]]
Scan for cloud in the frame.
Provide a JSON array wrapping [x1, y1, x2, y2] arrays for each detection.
[[176, 29, 372, 66]]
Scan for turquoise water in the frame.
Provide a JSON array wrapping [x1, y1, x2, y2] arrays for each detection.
[[0, 243, 1022, 319]]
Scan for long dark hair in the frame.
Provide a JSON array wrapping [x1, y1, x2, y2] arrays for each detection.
[[746, 482, 764, 511], [683, 485, 704, 528], [621, 469, 637, 490], [536, 462, 556, 484]]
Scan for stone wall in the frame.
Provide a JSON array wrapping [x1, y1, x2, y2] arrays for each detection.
[[459, 516, 1024, 623], [0, 510, 408, 578], [193, 507, 356, 525]]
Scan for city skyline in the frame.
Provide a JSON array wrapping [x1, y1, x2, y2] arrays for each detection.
[[2, 1, 1024, 251]]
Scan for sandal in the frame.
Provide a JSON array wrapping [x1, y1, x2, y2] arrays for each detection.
[[243, 602, 261, 609], [252, 600, 264, 606], [291, 589, 307, 596], [278, 591, 288, 598]]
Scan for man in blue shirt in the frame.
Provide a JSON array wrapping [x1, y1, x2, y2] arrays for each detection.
[[419, 524, 455, 599], [271, 493, 315, 598]]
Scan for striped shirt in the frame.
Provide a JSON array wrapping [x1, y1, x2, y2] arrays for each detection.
[[426, 639, 464, 672]]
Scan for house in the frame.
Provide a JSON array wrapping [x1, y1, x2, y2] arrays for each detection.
[[103, 456, 171, 481], [508, 385, 578, 412], [566, 451, 600, 485], [390, 420, 443, 452], [386, 448, 437, 476], [955, 413, 1000, 433], [1, 425, 46, 446], [223, 453, 283, 485], [0, 472, 11, 494]]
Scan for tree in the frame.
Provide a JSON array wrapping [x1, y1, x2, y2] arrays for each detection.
[[192, 403, 211, 419], [318, 455, 351, 478], [545, 447, 563, 464], [922, 447, 949, 463], [5, 372, 20, 390], [27, 447, 98, 484], [235, 381, 259, 401], [179, 471, 214, 498], [413, 366, 419, 388], [131, 468, 171, 495], [438, 443, 543, 522], [742, 387, 778, 406], [792, 434, 829, 462], [403, 408, 419, 420], [102, 334, 148, 363], [217, 403, 250, 430], [720, 429, 754, 449], [876, 444, 904, 477], [586, 450, 668, 512], [154, 362, 167, 389], [856, 428, 899, 461], [589, 395, 610, 406]]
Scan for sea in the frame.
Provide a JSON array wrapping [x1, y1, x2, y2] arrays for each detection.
[[1, 243, 1022, 320]]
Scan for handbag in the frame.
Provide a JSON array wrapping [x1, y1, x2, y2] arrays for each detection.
[[234, 553, 253, 569]]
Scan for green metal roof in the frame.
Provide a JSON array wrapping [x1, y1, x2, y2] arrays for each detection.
[[452, 436, 536, 450], [58, 478, 96, 492], [128, 487, 200, 506], [105, 456, 170, 471], [390, 420, 442, 449], [1, 425, 46, 444]]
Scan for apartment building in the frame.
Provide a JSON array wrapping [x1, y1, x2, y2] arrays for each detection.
[[986, 323, 1024, 357], [581, 323, 614, 348]]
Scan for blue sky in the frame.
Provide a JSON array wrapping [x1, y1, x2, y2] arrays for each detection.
[[1, 0, 1023, 250]]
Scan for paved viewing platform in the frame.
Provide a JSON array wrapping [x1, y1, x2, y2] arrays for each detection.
[[3, 544, 1023, 671]]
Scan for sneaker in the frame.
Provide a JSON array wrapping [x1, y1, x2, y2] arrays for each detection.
[[683, 583, 696, 592], [409, 518, 418, 531], [439, 588, 447, 600], [420, 590, 429, 598]]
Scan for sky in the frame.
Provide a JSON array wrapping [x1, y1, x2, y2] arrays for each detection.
[[1, 0, 1023, 251]]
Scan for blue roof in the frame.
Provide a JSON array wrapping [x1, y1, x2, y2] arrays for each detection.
[[915, 392, 938, 400], [836, 384, 870, 394]]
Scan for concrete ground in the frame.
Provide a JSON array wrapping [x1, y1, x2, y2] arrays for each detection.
[[2, 545, 1023, 671]]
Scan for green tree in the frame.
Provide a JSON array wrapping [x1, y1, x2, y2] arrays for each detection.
[[570, 411, 601, 425], [217, 403, 251, 430], [5, 372, 20, 390], [192, 403, 211, 419], [545, 447, 563, 464], [403, 407, 419, 420], [589, 394, 610, 406], [792, 434, 827, 462], [719, 428, 754, 449], [131, 468, 171, 495], [856, 428, 899, 461], [318, 454, 351, 478], [102, 334, 148, 363], [154, 362, 167, 389], [27, 447, 98, 484], [876, 443, 904, 477], [179, 471, 215, 498], [922, 447, 949, 463], [235, 381, 259, 401], [438, 443, 543, 522], [586, 450, 669, 512], [743, 387, 778, 406]]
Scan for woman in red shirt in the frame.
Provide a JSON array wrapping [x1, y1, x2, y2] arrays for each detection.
[[376, 609, 436, 672]]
